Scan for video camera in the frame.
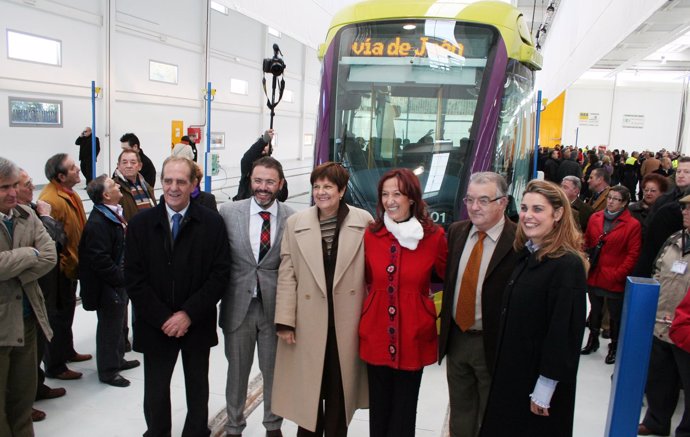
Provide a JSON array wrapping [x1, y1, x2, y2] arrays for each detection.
[[263, 44, 286, 76]]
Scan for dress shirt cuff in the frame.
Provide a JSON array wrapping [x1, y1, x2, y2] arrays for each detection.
[[529, 375, 558, 408]]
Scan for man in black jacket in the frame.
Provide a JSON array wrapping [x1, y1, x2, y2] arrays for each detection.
[[120, 132, 157, 188], [80, 175, 139, 387], [75, 127, 100, 184], [233, 129, 288, 201], [125, 156, 231, 437]]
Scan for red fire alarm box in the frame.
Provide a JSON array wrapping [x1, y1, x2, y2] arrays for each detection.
[[187, 127, 202, 144]]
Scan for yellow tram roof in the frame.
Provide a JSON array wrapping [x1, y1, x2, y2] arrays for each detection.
[[318, 0, 542, 70]]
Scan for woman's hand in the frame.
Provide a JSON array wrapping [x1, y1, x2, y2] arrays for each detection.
[[277, 330, 296, 344], [530, 399, 550, 417]]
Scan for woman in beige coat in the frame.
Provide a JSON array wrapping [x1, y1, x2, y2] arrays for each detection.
[[273, 162, 372, 437]]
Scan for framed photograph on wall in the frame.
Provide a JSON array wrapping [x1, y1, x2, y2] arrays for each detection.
[[210, 132, 225, 150], [9, 97, 63, 127]]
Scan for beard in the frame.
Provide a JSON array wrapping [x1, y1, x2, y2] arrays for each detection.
[[252, 188, 278, 207]]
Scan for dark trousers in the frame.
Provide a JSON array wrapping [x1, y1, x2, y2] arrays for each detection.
[[44, 274, 77, 376], [81, 160, 94, 184], [587, 291, 623, 342], [96, 287, 127, 381], [297, 327, 347, 437], [0, 317, 37, 437], [143, 346, 211, 437], [642, 337, 690, 436], [367, 364, 424, 437], [35, 325, 50, 399]]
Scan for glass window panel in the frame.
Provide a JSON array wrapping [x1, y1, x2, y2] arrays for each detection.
[[7, 30, 61, 66], [230, 78, 249, 95], [149, 60, 178, 84]]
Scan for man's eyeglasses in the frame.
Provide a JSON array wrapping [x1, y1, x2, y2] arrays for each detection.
[[463, 196, 505, 207]]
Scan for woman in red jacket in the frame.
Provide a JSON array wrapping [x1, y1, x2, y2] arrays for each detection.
[[581, 185, 641, 364], [359, 168, 447, 437]]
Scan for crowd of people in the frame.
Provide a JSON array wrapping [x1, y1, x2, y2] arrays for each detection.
[[2, 135, 690, 437]]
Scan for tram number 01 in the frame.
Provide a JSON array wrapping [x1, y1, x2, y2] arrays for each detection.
[[430, 211, 447, 224]]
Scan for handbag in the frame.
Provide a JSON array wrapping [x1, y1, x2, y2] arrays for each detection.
[[587, 234, 606, 269]]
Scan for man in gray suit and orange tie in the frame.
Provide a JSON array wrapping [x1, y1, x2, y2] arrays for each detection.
[[219, 157, 295, 437], [438, 172, 520, 437]]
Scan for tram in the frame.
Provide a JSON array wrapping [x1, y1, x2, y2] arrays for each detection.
[[314, 0, 542, 226]]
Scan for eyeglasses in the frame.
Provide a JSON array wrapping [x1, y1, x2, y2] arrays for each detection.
[[463, 195, 505, 207], [252, 178, 278, 187], [606, 195, 624, 202]]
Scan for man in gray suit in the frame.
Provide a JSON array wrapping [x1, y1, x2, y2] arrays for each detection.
[[219, 157, 295, 437]]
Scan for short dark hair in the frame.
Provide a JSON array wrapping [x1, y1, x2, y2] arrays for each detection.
[[44, 153, 69, 181], [679, 156, 690, 165], [252, 157, 285, 181], [86, 174, 109, 204], [310, 162, 349, 191], [120, 133, 140, 148], [609, 185, 631, 206], [117, 149, 141, 164], [591, 167, 610, 185]]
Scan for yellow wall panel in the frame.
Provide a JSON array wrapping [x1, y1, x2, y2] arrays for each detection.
[[539, 91, 565, 149]]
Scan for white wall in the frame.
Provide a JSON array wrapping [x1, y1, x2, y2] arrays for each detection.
[[562, 77, 685, 152], [0, 0, 322, 185]]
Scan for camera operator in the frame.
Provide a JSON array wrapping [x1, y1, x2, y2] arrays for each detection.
[[233, 129, 288, 202], [75, 127, 100, 184]]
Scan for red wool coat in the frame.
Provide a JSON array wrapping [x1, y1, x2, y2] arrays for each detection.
[[670, 288, 690, 354], [584, 208, 641, 293], [359, 225, 447, 370]]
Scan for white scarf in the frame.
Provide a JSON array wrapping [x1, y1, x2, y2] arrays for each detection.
[[383, 213, 424, 250]]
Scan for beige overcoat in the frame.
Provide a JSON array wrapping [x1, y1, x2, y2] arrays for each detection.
[[272, 205, 372, 431]]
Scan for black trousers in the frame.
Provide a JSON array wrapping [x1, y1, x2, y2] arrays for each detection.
[[96, 287, 127, 381], [43, 274, 77, 376], [367, 364, 423, 437], [297, 327, 347, 437], [35, 325, 49, 399], [587, 291, 623, 342], [642, 337, 690, 437], [143, 346, 211, 437], [81, 160, 94, 184]]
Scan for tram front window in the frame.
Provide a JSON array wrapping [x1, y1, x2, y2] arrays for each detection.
[[332, 20, 496, 225]]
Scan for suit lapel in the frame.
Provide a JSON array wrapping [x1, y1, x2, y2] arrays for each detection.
[[485, 220, 515, 279], [294, 207, 327, 295], [447, 221, 471, 287], [238, 200, 256, 264], [332, 215, 365, 290]]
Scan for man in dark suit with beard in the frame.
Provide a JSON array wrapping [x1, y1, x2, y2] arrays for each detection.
[[438, 172, 520, 437]]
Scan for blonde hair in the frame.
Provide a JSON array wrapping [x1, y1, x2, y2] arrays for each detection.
[[515, 180, 588, 269]]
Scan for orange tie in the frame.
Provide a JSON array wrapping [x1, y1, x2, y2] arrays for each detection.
[[456, 231, 487, 331]]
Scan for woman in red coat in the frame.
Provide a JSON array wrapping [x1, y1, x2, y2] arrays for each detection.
[[581, 185, 641, 364], [358, 168, 447, 437]]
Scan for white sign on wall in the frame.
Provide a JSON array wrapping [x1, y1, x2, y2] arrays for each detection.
[[578, 112, 599, 126], [622, 114, 645, 129]]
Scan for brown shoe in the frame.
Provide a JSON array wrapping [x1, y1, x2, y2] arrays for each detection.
[[69, 353, 93, 362], [638, 423, 668, 436], [31, 408, 46, 422], [266, 430, 282, 437], [53, 369, 83, 380], [36, 386, 66, 400]]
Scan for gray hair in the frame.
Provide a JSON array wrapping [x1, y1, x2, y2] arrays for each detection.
[[468, 171, 508, 198], [45, 153, 69, 181], [86, 174, 109, 204], [0, 157, 19, 181], [561, 175, 582, 192]]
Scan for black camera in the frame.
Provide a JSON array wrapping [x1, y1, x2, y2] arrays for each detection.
[[263, 44, 286, 76]]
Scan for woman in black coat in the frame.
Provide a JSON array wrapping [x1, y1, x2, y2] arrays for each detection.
[[480, 180, 587, 437]]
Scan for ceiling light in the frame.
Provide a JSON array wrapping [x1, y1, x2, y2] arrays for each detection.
[[403, 24, 416, 31]]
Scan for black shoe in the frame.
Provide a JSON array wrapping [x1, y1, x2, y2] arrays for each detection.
[[605, 343, 617, 365], [101, 375, 130, 387], [581, 331, 600, 355], [120, 359, 140, 371]]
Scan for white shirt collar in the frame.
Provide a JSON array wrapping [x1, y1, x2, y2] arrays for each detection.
[[165, 202, 190, 221], [105, 203, 124, 218], [250, 197, 278, 217], [0, 208, 15, 221], [470, 216, 505, 242]]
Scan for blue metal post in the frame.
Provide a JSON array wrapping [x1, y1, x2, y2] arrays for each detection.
[[91, 81, 97, 181], [533, 89, 542, 179], [204, 82, 212, 192], [605, 277, 660, 437]]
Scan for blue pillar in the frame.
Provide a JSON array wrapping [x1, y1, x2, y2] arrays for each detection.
[[533, 89, 542, 179], [204, 82, 212, 192], [91, 80, 97, 181], [605, 277, 660, 437]]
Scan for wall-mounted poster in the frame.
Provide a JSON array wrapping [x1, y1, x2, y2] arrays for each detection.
[[9, 97, 63, 127], [578, 112, 599, 127], [210, 132, 225, 150], [622, 114, 644, 129]]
